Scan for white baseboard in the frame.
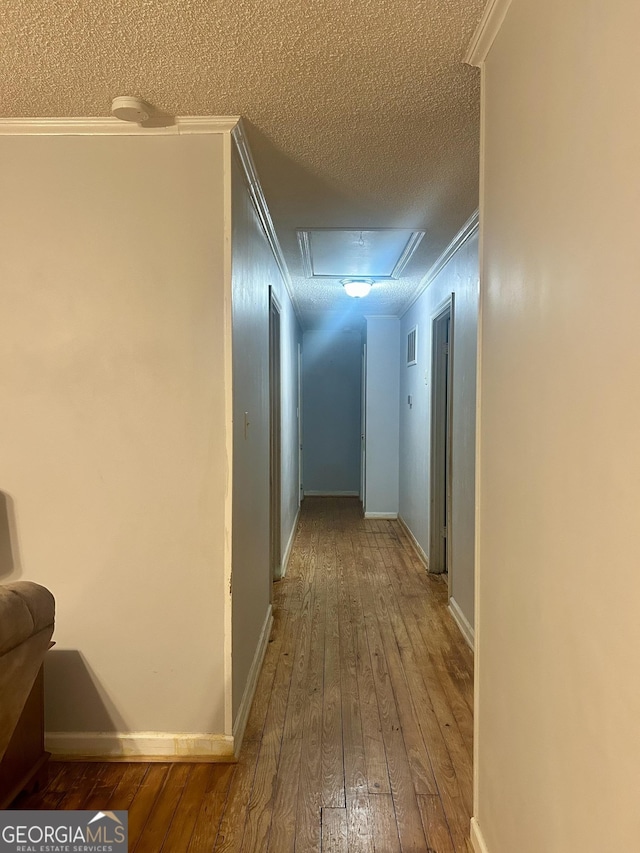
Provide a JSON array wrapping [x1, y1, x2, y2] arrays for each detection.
[[470, 817, 490, 853], [47, 606, 274, 763], [278, 507, 300, 580], [449, 597, 475, 651], [45, 731, 235, 761], [397, 515, 429, 568], [303, 490, 359, 496], [364, 511, 398, 519], [232, 604, 273, 757]]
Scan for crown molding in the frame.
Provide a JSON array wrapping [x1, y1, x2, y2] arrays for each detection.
[[0, 116, 241, 135], [464, 0, 513, 67], [401, 210, 479, 317], [231, 119, 300, 324], [391, 230, 425, 278], [363, 314, 400, 321]]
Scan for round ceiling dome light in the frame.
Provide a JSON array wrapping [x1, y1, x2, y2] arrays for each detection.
[[111, 96, 152, 124], [342, 279, 373, 298]]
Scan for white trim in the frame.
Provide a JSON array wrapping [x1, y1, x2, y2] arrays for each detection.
[[222, 131, 235, 739], [473, 60, 488, 819], [391, 231, 425, 278], [269, 286, 283, 314], [303, 490, 360, 497], [279, 507, 300, 580], [464, 0, 513, 67], [397, 515, 429, 569], [470, 818, 490, 853], [0, 116, 241, 136], [232, 605, 274, 758], [364, 512, 398, 519], [401, 211, 479, 317], [45, 732, 235, 761], [449, 598, 475, 650], [231, 120, 301, 325], [363, 314, 400, 321]]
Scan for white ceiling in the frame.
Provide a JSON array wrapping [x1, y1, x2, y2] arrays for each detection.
[[0, 0, 485, 329]]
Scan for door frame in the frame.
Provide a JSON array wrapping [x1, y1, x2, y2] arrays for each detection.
[[297, 341, 303, 507], [360, 342, 367, 511], [429, 294, 454, 582], [269, 288, 282, 582]]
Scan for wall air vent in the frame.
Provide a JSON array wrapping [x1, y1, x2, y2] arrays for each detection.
[[407, 326, 418, 366]]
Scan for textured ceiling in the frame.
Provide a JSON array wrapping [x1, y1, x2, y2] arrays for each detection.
[[0, 0, 485, 328]]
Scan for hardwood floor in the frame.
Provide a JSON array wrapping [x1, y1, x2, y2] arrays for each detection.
[[15, 497, 474, 852]]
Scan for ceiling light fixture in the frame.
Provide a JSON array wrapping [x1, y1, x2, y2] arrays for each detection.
[[342, 278, 373, 298]]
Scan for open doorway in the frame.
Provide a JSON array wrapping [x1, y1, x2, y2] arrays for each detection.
[[269, 288, 282, 581], [429, 295, 454, 580]]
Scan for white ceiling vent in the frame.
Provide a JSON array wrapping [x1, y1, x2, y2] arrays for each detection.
[[297, 228, 424, 280]]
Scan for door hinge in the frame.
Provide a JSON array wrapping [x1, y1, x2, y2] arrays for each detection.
[[443, 342, 449, 355], [442, 526, 447, 539]]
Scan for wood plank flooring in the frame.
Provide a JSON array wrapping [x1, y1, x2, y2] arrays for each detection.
[[15, 497, 474, 852]]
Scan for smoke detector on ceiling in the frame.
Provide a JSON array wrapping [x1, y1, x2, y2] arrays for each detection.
[[111, 96, 152, 124]]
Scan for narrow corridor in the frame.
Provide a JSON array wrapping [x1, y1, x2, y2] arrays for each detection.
[[18, 497, 474, 851]]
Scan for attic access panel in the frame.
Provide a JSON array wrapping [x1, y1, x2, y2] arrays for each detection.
[[297, 228, 424, 280]]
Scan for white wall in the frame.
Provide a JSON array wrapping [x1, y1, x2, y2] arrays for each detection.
[[364, 318, 400, 516], [474, 1, 640, 850], [399, 231, 479, 631], [230, 150, 301, 722], [302, 329, 362, 495], [0, 133, 230, 743]]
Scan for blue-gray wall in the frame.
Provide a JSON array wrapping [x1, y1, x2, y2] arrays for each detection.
[[231, 154, 301, 721], [302, 329, 362, 495], [399, 229, 479, 632]]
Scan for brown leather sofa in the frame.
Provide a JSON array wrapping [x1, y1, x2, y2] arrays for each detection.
[[0, 581, 55, 806]]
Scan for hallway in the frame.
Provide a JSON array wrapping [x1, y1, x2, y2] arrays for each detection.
[[18, 497, 474, 851]]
